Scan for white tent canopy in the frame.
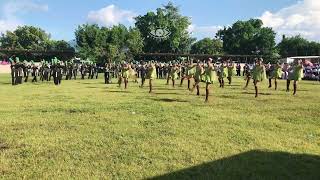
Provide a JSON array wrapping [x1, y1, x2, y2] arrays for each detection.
[[280, 56, 320, 64], [279, 57, 295, 64], [289, 56, 320, 59]]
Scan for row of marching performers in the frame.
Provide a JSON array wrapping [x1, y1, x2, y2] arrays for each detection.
[[116, 58, 304, 102], [9, 57, 100, 86]]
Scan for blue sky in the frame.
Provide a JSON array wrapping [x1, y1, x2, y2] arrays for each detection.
[[2, 0, 320, 41]]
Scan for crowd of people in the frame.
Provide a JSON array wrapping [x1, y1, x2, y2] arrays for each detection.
[[6, 56, 314, 102], [8, 57, 100, 86]]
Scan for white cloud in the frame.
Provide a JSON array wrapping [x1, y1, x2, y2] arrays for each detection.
[[0, 0, 48, 34], [3, 0, 48, 16], [260, 0, 320, 41], [188, 24, 223, 39], [87, 5, 136, 26], [0, 19, 21, 34]]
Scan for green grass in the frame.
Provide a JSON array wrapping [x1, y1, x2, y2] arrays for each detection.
[[0, 74, 319, 179]]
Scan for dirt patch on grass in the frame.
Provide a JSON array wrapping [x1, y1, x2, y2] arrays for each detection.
[[0, 142, 9, 151]]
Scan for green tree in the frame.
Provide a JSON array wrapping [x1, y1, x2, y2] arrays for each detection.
[[75, 24, 103, 62], [0, 25, 75, 53], [0, 26, 50, 50], [190, 38, 222, 54], [126, 27, 144, 55], [52, 40, 74, 51], [277, 35, 320, 57], [216, 19, 276, 56], [135, 2, 194, 53], [75, 24, 143, 64]]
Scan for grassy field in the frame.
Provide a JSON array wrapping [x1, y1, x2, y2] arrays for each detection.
[[0, 73, 319, 179]]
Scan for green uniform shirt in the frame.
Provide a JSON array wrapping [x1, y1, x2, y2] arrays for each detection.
[[252, 65, 266, 82], [170, 67, 179, 80], [272, 64, 282, 79], [291, 65, 303, 81], [204, 66, 217, 84], [227, 65, 236, 78], [146, 65, 157, 79], [122, 67, 130, 78], [219, 66, 228, 78], [194, 66, 203, 82], [186, 65, 196, 76]]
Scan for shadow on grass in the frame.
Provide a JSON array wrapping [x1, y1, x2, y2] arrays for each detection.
[[0, 142, 9, 151], [241, 92, 272, 96], [108, 90, 131, 93], [148, 150, 320, 180], [79, 82, 97, 85], [311, 83, 320, 85], [152, 98, 188, 103], [227, 84, 242, 87], [86, 86, 101, 89], [218, 95, 239, 99], [0, 82, 11, 85], [278, 88, 310, 92], [30, 83, 43, 86], [153, 87, 180, 91], [153, 92, 185, 95]]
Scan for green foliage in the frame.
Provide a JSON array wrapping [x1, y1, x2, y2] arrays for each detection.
[[52, 40, 74, 51], [0, 26, 74, 52], [126, 28, 144, 55], [216, 19, 277, 56], [0, 26, 75, 62], [0, 26, 50, 50], [75, 24, 143, 64], [135, 2, 195, 53], [191, 38, 223, 54], [277, 35, 320, 57]]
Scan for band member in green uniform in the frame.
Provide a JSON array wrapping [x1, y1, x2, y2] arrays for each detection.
[[266, 63, 273, 88], [146, 61, 157, 93], [243, 63, 252, 89], [218, 60, 228, 88], [166, 63, 172, 85], [23, 60, 30, 82], [80, 62, 86, 80], [31, 61, 38, 82], [52, 58, 62, 85], [119, 62, 130, 89], [9, 57, 16, 85], [252, 58, 266, 98], [139, 61, 147, 88], [204, 58, 217, 102], [104, 62, 111, 84], [128, 63, 138, 84], [180, 60, 196, 90], [271, 62, 283, 90], [227, 61, 236, 85], [190, 60, 204, 96], [15, 57, 23, 85], [287, 60, 304, 95], [167, 63, 179, 87]]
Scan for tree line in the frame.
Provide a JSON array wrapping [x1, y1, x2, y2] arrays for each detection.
[[1, 2, 320, 63]]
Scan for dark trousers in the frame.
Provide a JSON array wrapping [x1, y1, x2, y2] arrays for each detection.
[[105, 72, 110, 84], [11, 75, 15, 85], [32, 76, 37, 82], [25, 75, 29, 82], [16, 76, 22, 84], [54, 76, 61, 85]]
